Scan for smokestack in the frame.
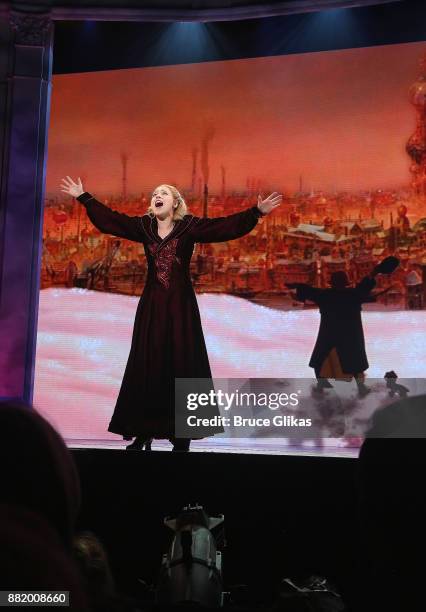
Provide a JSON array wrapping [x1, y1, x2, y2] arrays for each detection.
[[200, 125, 215, 218], [221, 165, 226, 200], [201, 125, 215, 185], [121, 152, 128, 200], [191, 148, 198, 192], [203, 184, 208, 218]]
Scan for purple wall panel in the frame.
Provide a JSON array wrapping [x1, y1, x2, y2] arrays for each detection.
[[0, 13, 53, 401]]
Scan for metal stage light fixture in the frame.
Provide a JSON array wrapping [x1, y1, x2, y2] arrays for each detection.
[[157, 504, 225, 608]]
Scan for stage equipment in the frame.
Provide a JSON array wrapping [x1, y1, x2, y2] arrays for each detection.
[[157, 504, 225, 607], [277, 575, 345, 611]]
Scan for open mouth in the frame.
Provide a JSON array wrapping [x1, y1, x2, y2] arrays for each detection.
[[155, 201, 163, 207]]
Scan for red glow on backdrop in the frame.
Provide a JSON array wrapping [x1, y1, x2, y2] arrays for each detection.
[[37, 41, 426, 451], [46, 42, 426, 194]]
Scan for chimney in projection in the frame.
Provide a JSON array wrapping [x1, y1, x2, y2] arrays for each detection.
[[406, 54, 426, 203], [191, 148, 198, 193], [201, 125, 215, 217], [121, 151, 128, 200]]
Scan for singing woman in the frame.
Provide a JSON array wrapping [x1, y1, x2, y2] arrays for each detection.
[[61, 177, 281, 451]]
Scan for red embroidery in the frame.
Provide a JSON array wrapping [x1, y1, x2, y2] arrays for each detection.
[[148, 239, 179, 289]]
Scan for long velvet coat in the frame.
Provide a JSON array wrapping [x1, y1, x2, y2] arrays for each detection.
[[294, 277, 376, 375], [77, 192, 263, 438]]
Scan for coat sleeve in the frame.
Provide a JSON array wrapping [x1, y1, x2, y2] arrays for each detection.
[[291, 284, 323, 303], [189, 206, 264, 243], [354, 276, 376, 302], [77, 192, 145, 242]]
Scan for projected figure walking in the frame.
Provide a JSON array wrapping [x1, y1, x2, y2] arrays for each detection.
[[61, 177, 281, 451], [287, 257, 399, 395]]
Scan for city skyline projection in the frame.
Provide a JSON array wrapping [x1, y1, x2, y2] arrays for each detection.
[[42, 40, 426, 312]]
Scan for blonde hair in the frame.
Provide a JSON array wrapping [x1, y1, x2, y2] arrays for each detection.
[[148, 184, 188, 221]]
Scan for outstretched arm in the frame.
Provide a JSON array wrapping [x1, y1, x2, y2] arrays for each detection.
[[354, 275, 376, 302], [287, 283, 323, 303], [60, 177, 144, 242], [190, 192, 282, 244]]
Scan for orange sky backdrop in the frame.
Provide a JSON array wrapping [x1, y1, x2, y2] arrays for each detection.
[[46, 41, 426, 196]]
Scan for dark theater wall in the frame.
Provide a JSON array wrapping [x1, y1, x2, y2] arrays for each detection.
[[0, 12, 53, 402]]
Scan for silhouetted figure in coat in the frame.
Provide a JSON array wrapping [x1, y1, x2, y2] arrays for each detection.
[[290, 271, 374, 393], [288, 257, 399, 394]]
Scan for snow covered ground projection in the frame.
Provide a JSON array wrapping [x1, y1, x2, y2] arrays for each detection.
[[34, 289, 425, 456]]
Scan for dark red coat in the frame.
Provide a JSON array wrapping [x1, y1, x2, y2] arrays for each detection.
[[77, 192, 263, 438]]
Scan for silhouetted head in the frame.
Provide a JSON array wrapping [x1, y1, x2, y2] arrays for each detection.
[[0, 504, 89, 609], [330, 271, 350, 289], [384, 370, 398, 380], [73, 531, 116, 606], [0, 401, 81, 548], [359, 394, 426, 607]]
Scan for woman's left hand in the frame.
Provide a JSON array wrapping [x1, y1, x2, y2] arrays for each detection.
[[257, 192, 282, 215]]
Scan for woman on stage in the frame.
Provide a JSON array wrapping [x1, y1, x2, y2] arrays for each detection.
[[61, 177, 281, 451]]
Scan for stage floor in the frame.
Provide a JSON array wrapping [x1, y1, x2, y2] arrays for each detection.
[[67, 437, 357, 457]]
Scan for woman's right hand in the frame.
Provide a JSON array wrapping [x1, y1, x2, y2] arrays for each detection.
[[60, 176, 84, 198]]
